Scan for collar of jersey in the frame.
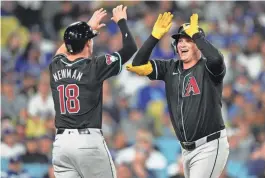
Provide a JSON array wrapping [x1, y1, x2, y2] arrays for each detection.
[[178, 57, 203, 74], [59, 54, 91, 66]]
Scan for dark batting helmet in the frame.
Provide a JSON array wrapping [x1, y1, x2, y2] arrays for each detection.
[[171, 23, 205, 54], [63, 21, 98, 54]]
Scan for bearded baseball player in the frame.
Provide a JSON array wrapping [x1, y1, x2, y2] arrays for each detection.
[[127, 12, 229, 178], [49, 5, 137, 178]]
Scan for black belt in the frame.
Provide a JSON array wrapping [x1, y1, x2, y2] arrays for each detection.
[[180, 131, 221, 151], [56, 128, 103, 135]]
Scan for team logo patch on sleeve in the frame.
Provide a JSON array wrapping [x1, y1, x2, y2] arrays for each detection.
[[105, 54, 118, 65]]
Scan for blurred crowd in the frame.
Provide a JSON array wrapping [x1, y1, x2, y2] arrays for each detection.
[[1, 1, 265, 178]]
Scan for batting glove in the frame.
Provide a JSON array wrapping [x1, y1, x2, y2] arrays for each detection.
[[184, 13, 199, 38], [151, 12, 173, 40], [126, 61, 153, 76]]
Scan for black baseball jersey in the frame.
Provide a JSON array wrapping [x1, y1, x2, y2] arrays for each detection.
[[49, 52, 122, 129], [148, 57, 225, 142]]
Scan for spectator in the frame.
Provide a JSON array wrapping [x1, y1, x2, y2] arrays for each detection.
[[25, 116, 46, 138], [15, 42, 48, 79], [116, 95, 131, 122], [227, 93, 246, 124], [120, 107, 153, 144], [115, 129, 167, 177], [204, 1, 234, 22], [38, 135, 53, 161], [28, 24, 55, 55], [27, 72, 54, 121], [21, 137, 49, 164], [258, 42, 265, 90], [1, 128, 26, 158], [102, 109, 117, 145], [158, 108, 175, 137], [19, 73, 37, 99], [1, 155, 31, 178], [206, 19, 229, 49], [116, 163, 133, 178], [93, 28, 110, 55], [232, 74, 251, 94], [102, 80, 120, 123], [133, 9, 157, 43], [110, 129, 130, 159], [53, 1, 79, 34], [237, 33, 263, 80], [1, 1, 16, 16], [14, 1, 43, 29], [248, 142, 265, 177], [1, 80, 27, 120], [116, 66, 150, 97], [151, 33, 175, 59], [44, 117, 56, 138], [15, 121, 26, 144], [136, 80, 166, 112], [43, 165, 56, 178], [168, 157, 185, 178], [2, 32, 23, 74]]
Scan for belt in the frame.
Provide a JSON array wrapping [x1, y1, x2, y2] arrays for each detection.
[[180, 129, 226, 151], [56, 128, 103, 135]]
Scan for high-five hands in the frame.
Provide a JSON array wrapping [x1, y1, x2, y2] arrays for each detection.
[[87, 5, 128, 32], [183, 13, 199, 38], [152, 12, 174, 40], [111, 5, 127, 23], [87, 8, 107, 31]]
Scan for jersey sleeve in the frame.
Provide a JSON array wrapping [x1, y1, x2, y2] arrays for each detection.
[[93, 52, 122, 81], [147, 59, 171, 80]]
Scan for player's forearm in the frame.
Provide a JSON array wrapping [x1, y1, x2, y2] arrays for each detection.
[[193, 33, 225, 75], [117, 19, 137, 64], [132, 35, 159, 66]]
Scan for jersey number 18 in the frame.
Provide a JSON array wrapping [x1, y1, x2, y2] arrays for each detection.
[[57, 84, 80, 114]]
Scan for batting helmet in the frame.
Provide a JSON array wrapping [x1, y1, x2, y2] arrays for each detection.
[[171, 23, 205, 54], [64, 21, 98, 54]]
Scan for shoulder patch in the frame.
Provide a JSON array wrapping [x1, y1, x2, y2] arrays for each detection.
[[105, 54, 118, 65]]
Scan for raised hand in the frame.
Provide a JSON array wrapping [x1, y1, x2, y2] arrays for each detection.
[[111, 5, 127, 23], [151, 12, 174, 40], [87, 8, 107, 31], [183, 13, 199, 38]]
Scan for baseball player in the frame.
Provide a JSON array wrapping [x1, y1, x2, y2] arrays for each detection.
[[126, 12, 229, 178], [49, 5, 137, 178]]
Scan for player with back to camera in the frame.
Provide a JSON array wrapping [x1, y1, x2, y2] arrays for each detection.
[[127, 12, 229, 178], [49, 5, 137, 178]]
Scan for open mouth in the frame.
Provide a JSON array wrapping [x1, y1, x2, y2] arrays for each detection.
[[181, 49, 189, 54]]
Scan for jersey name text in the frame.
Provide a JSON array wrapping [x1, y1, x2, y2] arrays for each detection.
[[53, 69, 83, 82]]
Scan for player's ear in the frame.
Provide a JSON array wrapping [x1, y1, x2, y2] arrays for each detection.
[[87, 39, 93, 48], [86, 40, 90, 47]]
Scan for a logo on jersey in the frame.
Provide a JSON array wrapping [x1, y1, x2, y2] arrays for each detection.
[[105, 54, 118, 65], [183, 75, 200, 97]]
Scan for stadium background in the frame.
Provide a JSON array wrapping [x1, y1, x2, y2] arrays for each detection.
[[1, 1, 265, 178]]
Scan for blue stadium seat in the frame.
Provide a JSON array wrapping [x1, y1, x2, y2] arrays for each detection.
[[154, 136, 181, 165], [23, 163, 49, 178], [1, 158, 9, 172], [226, 160, 250, 178]]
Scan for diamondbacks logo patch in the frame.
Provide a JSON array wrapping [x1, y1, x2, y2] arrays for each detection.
[[105, 54, 118, 65], [183, 75, 200, 97]]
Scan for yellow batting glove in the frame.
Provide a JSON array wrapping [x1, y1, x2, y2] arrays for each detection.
[[184, 13, 199, 38], [151, 12, 173, 40], [126, 61, 153, 76]]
